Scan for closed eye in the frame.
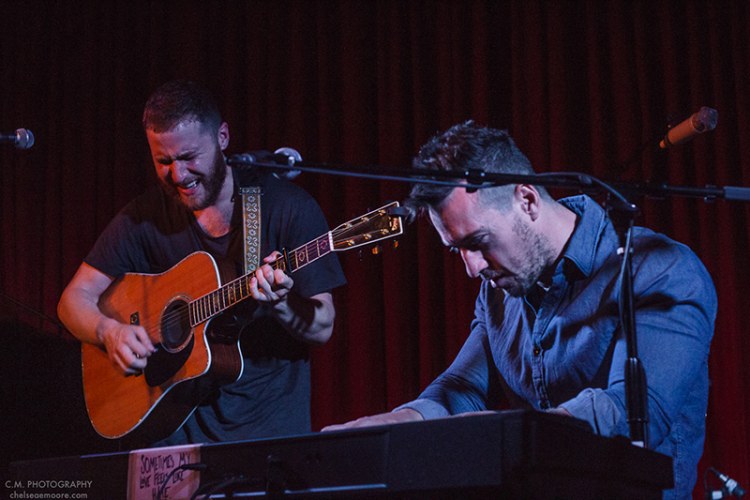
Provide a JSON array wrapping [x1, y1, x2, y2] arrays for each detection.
[[449, 233, 489, 254], [157, 152, 198, 166]]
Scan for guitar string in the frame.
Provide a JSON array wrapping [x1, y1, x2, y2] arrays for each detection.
[[140, 235, 337, 338], [139, 210, 393, 338], [143, 218, 396, 336]]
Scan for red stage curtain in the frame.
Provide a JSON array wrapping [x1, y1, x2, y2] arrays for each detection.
[[1, 1, 747, 496]]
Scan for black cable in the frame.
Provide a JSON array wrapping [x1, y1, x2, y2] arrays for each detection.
[[155, 463, 208, 500], [0, 291, 66, 331], [190, 474, 266, 500], [704, 467, 747, 499]]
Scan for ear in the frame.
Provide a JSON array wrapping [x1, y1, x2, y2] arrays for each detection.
[[514, 184, 542, 221], [217, 122, 230, 151]]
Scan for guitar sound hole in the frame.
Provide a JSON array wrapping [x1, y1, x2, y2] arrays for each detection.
[[145, 298, 194, 387], [161, 298, 192, 353]]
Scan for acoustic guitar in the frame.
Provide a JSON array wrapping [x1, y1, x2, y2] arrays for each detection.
[[82, 202, 404, 441]]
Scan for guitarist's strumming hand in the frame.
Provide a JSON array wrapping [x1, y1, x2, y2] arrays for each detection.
[[57, 261, 159, 377], [96, 316, 157, 376]]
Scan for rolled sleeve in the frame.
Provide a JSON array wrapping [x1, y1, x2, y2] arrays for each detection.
[[395, 295, 503, 418], [561, 240, 717, 449]]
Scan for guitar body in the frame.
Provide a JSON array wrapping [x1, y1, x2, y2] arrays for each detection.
[[82, 251, 243, 441], [79, 202, 404, 441]]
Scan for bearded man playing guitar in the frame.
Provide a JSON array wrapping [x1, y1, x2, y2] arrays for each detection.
[[57, 80, 346, 447]]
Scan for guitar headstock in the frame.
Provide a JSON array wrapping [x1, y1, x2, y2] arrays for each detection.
[[331, 201, 404, 251]]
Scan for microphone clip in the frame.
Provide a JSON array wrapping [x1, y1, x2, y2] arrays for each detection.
[[228, 147, 302, 180]]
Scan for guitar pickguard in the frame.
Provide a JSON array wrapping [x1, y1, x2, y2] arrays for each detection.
[[144, 337, 195, 387]]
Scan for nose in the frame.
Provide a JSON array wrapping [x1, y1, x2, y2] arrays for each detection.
[[168, 161, 189, 183], [460, 249, 487, 279]]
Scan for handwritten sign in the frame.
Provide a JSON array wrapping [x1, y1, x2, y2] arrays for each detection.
[[127, 444, 201, 500]]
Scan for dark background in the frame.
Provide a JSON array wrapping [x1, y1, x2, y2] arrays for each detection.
[[1, 1, 748, 497]]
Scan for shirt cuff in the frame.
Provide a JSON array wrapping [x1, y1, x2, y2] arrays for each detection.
[[393, 398, 451, 420], [558, 388, 624, 437]]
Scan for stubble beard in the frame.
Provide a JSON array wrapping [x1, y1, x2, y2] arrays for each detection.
[[161, 147, 228, 211], [504, 216, 557, 297]]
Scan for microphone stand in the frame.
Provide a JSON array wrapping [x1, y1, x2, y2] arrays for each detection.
[[228, 154, 750, 448]]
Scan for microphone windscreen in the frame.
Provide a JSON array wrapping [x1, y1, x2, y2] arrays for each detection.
[[692, 107, 718, 132], [15, 128, 35, 149]]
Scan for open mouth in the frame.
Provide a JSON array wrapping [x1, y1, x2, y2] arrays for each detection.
[[176, 179, 200, 195]]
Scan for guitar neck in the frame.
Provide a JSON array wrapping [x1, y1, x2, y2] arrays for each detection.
[[188, 232, 334, 326]]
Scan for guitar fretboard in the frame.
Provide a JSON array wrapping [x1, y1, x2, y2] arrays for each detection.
[[188, 233, 333, 326]]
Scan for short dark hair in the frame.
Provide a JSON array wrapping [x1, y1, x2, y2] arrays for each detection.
[[142, 80, 222, 134], [406, 120, 547, 217]]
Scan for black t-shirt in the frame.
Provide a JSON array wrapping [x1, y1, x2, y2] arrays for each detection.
[[85, 173, 346, 445]]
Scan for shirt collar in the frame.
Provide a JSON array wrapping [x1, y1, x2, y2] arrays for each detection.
[[556, 195, 609, 279]]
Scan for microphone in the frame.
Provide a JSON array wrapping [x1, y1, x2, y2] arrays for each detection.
[[0, 128, 35, 149], [273, 147, 302, 179], [229, 147, 302, 180], [708, 468, 746, 498], [659, 107, 718, 149]]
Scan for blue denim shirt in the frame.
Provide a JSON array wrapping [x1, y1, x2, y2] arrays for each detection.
[[399, 195, 717, 499]]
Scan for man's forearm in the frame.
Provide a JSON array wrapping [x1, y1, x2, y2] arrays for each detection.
[[269, 292, 335, 345], [57, 288, 112, 346]]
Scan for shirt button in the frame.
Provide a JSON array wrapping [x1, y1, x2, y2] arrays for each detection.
[[533, 346, 541, 356]]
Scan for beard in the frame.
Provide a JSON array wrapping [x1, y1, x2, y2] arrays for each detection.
[[484, 215, 557, 298], [160, 147, 228, 211]]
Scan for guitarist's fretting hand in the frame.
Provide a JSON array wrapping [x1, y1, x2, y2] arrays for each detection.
[[247, 251, 337, 346], [97, 317, 157, 376], [249, 251, 294, 305]]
